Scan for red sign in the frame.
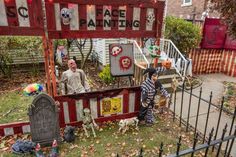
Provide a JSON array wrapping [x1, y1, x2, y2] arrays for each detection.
[[201, 18, 236, 50], [45, 0, 165, 39], [0, 0, 44, 36]]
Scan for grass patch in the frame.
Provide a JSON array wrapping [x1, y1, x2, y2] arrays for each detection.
[[0, 90, 33, 124]]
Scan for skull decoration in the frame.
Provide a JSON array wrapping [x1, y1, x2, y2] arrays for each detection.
[[60, 8, 72, 25], [119, 56, 132, 70], [146, 13, 155, 25], [110, 45, 123, 57]]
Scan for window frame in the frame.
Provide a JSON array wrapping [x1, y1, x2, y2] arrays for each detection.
[[181, 0, 192, 7]]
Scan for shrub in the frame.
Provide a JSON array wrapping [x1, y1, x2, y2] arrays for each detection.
[[165, 16, 202, 55], [98, 65, 115, 84]]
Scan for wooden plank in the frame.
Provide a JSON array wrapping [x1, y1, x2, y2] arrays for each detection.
[[69, 4, 79, 30], [15, 0, 30, 27], [0, 0, 8, 26]]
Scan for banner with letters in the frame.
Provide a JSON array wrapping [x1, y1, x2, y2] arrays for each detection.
[[44, 0, 165, 39], [0, 0, 44, 36]]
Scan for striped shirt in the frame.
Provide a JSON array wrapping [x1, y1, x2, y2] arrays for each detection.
[[141, 78, 169, 105]]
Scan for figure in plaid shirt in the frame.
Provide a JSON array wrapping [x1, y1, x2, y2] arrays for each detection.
[[138, 67, 170, 126]]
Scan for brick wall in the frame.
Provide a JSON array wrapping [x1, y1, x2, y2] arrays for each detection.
[[166, 0, 219, 20]]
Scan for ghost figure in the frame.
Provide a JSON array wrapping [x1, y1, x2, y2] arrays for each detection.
[[60, 8, 72, 25], [111, 45, 122, 57], [119, 56, 132, 70], [146, 13, 155, 25]]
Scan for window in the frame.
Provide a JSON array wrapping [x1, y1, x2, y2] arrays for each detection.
[[182, 0, 192, 7]]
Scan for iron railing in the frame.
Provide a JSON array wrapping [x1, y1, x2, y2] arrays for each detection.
[[116, 83, 236, 156]]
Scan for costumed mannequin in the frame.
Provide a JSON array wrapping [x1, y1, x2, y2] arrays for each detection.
[[60, 59, 90, 95], [138, 67, 170, 125]]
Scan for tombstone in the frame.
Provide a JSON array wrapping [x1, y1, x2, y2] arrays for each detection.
[[28, 93, 61, 146]]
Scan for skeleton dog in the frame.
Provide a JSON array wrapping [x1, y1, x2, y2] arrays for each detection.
[[118, 117, 139, 134]]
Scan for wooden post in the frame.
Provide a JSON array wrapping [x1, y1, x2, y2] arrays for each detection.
[[48, 39, 57, 96], [155, 1, 165, 68], [42, 36, 52, 96]]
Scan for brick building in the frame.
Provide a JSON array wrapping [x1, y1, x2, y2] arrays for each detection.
[[166, 0, 219, 20]]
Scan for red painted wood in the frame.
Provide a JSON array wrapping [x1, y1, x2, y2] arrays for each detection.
[[95, 5, 103, 31], [48, 30, 156, 39], [0, 122, 29, 129], [45, 0, 160, 8], [139, 7, 146, 32], [0, 27, 44, 36], [156, 1, 165, 38], [79, 4, 87, 31], [125, 5, 133, 31], [0, 129, 4, 136], [13, 126, 23, 134], [68, 100, 77, 123], [45, 2, 56, 30], [122, 89, 129, 113], [134, 89, 141, 112], [83, 98, 89, 109], [97, 97, 101, 117], [58, 101, 66, 127]]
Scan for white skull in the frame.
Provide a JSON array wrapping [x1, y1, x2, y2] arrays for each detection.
[[147, 13, 155, 25], [60, 8, 72, 25], [111, 46, 122, 56]]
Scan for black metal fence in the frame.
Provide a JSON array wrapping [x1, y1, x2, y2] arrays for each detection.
[[117, 82, 236, 156]]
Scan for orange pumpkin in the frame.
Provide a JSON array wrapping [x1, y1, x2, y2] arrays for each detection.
[[162, 59, 172, 69]]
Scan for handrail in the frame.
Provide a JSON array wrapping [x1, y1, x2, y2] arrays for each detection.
[[160, 38, 188, 80], [128, 39, 150, 68]]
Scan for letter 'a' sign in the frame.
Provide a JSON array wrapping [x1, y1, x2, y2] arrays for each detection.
[[45, 0, 165, 39], [0, 0, 44, 36]]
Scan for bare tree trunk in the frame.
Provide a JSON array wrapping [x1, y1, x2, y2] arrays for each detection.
[[81, 38, 93, 69]]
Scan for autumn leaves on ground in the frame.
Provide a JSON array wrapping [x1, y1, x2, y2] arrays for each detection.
[[1, 115, 199, 157]]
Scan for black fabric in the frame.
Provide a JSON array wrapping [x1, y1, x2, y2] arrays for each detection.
[[143, 67, 157, 79]]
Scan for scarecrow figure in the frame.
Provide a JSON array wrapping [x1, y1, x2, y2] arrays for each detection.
[[60, 59, 90, 95], [82, 108, 98, 138], [138, 67, 170, 126]]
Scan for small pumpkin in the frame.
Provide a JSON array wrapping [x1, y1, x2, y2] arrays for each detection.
[[162, 59, 171, 69]]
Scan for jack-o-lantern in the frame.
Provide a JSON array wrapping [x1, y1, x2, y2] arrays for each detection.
[[162, 59, 171, 69], [119, 56, 132, 70]]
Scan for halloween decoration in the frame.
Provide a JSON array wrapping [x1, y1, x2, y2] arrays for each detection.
[[118, 117, 139, 134], [110, 45, 123, 56], [146, 12, 155, 25], [82, 108, 98, 138], [171, 75, 179, 92], [23, 83, 43, 96], [63, 126, 75, 143], [161, 59, 172, 69], [60, 8, 72, 25], [49, 140, 59, 157], [35, 143, 45, 157], [119, 56, 132, 70]]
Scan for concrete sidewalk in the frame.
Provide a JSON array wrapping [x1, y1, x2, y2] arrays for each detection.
[[169, 74, 236, 156]]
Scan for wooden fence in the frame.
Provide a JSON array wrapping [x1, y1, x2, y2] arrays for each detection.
[[0, 87, 140, 136], [189, 49, 236, 77]]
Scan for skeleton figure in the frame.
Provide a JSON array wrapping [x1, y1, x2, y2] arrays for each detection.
[[60, 8, 72, 25], [111, 46, 122, 56], [118, 117, 139, 134], [146, 13, 155, 25], [82, 108, 98, 138]]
